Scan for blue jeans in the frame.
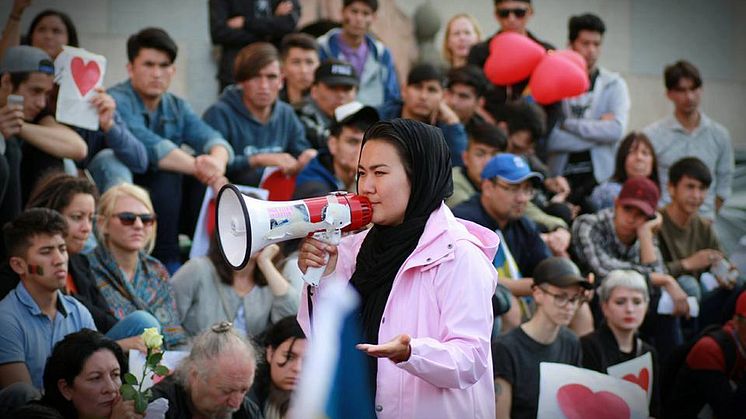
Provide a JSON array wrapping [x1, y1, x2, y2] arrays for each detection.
[[104, 310, 161, 341], [87, 149, 133, 192]]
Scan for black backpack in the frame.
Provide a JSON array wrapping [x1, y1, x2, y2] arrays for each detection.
[[660, 324, 738, 410]]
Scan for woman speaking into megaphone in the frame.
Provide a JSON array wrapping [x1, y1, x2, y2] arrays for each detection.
[[298, 119, 499, 418]]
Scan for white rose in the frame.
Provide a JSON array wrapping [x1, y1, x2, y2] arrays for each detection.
[[142, 327, 163, 349]]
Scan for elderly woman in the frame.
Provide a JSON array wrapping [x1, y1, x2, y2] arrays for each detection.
[[151, 322, 262, 418], [299, 119, 498, 418], [581, 270, 660, 417], [88, 183, 186, 349]]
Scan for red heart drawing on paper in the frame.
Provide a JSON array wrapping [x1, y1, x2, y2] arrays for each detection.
[[70, 57, 101, 97], [557, 384, 631, 419], [623, 368, 650, 392]]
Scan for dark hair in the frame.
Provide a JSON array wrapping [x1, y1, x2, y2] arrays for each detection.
[[4, 208, 68, 258], [9, 403, 64, 419], [343, 0, 379, 12], [407, 62, 444, 87], [446, 65, 488, 97], [26, 10, 79, 49], [467, 120, 506, 151], [41, 329, 127, 419], [611, 132, 660, 187], [280, 33, 319, 60], [568, 13, 605, 42], [26, 172, 99, 213], [668, 157, 712, 188], [9, 72, 32, 88], [495, 100, 546, 141], [253, 317, 306, 416], [664, 60, 702, 91], [233, 42, 279, 83], [127, 27, 178, 63], [208, 231, 275, 286]]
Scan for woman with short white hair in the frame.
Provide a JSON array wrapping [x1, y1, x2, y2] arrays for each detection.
[[580, 269, 660, 416]]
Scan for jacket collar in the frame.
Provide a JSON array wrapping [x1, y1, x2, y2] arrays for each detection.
[[15, 281, 68, 318]]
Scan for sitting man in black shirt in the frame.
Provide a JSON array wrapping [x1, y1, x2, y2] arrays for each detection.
[[492, 257, 591, 419]]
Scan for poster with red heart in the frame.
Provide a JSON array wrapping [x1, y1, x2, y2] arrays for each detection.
[[54, 46, 107, 131], [606, 352, 654, 405], [537, 362, 648, 419]]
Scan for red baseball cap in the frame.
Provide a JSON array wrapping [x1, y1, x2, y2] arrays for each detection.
[[617, 177, 660, 219], [736, 290, 746, 318]]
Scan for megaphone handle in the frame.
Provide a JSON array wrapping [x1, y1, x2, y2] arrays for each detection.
[[303, 254, 328, 287]]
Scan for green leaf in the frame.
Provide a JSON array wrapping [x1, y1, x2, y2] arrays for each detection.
[[134, 392, 148, 414], [153, 365, 170, 376], [144, 389, 153, 400], [120, 383, 136, 400], [147, 351, 164, 367], [124, 372, 138, 386]]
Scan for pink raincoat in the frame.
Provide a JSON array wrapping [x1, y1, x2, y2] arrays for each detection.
[[299, 203, 499, 418]]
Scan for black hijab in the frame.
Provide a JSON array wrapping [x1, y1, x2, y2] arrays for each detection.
[[349, 119, 453, 393]]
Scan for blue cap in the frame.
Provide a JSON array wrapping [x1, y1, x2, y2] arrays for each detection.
[[480, 153, 543, 183]]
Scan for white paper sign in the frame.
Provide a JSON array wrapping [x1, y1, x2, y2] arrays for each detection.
[[128, 350, 188, 390], [657, 289, 699, 317], [189, 184, 269, 259], [606, 352, 654, 405], [54, 46, 106, 130], [537, 362, 648, 419]]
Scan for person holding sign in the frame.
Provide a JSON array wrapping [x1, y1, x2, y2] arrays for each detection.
[[580, 270, 660, 417], [492, 257, 591, 419]]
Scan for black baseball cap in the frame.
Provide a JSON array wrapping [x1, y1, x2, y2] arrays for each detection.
[[314, 59, 358, 86], [533, 257, 592, 289]]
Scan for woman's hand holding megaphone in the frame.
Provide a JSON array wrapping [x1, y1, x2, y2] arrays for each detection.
[[298, 236, 338, 278]]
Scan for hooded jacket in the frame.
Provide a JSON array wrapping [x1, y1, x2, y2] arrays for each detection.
[[203, 86, 309, 180], [298, 203, 498, 419]]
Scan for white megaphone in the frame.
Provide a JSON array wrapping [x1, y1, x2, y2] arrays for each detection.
[[215, 184, 372, 286]]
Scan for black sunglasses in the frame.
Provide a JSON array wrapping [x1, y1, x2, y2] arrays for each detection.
[[497, 7, 528, 18], [114, 212, 157, 226]]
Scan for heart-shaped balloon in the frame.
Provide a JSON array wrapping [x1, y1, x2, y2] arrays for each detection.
[[552, 49, 587, 73], [528, 53, 589, 105], [483, 32, 545, 86], [557, 383, 631, 419]]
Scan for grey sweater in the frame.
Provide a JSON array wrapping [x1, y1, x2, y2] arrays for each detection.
[[170, 257, 300, 337]]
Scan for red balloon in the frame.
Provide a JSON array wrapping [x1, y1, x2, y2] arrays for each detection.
[[529, 53, 590, 105], [552, 49, 587, 73], [483, 32, 545, 86]]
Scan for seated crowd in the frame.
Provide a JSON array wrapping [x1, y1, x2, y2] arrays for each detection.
[[0, 0, 743, 418]]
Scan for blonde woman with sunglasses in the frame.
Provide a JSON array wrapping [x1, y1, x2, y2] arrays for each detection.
[[88, 183, 187, 349]]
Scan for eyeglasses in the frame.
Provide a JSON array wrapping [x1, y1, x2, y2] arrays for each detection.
[[494, 181, 536, 199], [538, 286, 588, 308], [113, 212, 157, 226], [497, 8, 528, 18]]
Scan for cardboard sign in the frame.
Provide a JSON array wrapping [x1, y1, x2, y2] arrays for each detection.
[[537, 362, 648, 419], [607, 352, 654, 405], [54, 46, 107, 130]]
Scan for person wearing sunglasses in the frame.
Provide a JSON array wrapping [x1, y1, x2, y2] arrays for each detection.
[[88, 183, 187, 349], [467, 0, 554, 109], [492, 257, 591, 419]]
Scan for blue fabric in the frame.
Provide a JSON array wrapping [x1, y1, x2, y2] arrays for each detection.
[[318, 28, 400, 107], [377, 101, 466, 167], [295, 154, 342, 192], [86, 149, 134, 192], [108, 80, 233, 263], [74, 112, 149, 174], [0, 282, 96, 390], [202, 86, 309, 182], [104, 310, 161, 341], [452, 195, 551, 277]]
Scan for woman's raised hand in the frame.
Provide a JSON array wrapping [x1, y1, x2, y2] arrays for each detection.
[[297, 236, 338, 277]]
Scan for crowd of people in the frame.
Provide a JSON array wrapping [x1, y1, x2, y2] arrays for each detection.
[[0, 0, 743, 418]]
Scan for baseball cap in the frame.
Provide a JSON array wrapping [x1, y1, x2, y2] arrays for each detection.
[[314, 60, 358, 87], [735, 290, 746, 318], [480, 153, 543, 183], [0, 46, 54, 75], [333, 101, 379, 127], [533, 257, 592, 290], [617, 176, 660, 219]]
